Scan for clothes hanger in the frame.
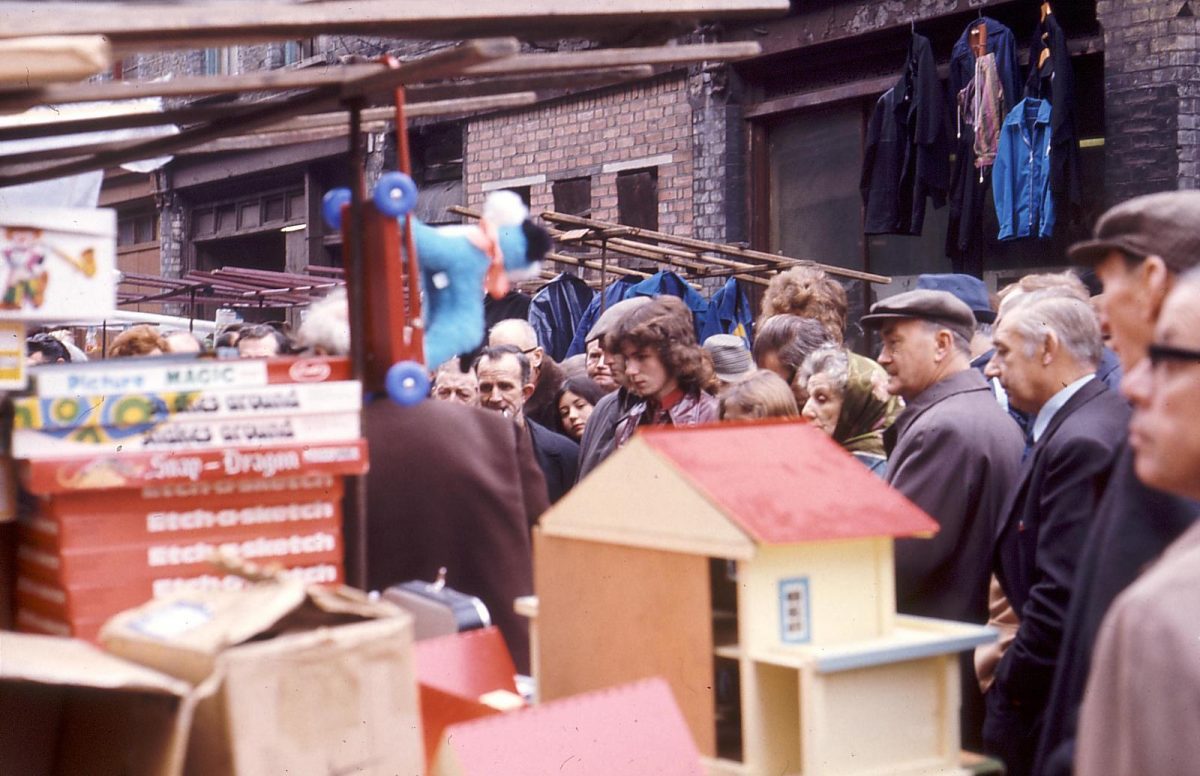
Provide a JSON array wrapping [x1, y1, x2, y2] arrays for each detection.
[[1038, 3, 1052, 68]]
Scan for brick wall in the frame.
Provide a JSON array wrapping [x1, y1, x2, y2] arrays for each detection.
[[465, 73, 696, 233], [1098, 0, 1200, 202]]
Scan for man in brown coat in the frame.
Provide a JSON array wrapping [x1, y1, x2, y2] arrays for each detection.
[[362, 395, 548, 674], [863, 289, 1025, 750]]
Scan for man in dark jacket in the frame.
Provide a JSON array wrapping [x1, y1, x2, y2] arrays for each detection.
[[863, 289, 1024, 751], [363, 397, 549, 674], [1034, 191, 1200, 776], [981, 291, 1129, 776], [475, 345, 579, 504]]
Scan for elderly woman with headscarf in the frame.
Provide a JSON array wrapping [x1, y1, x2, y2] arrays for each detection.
[[795, 345, 901, 477]]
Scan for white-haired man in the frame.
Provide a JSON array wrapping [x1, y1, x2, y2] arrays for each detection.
[[981, 291, 1129, 776]]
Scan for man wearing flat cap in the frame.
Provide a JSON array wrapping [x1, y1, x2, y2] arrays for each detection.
[[1034, 191, 1200, 776], [863, 289, 1024, 750]]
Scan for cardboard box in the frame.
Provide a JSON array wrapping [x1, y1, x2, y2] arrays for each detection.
[[0, 632, 193, 776], [101, 579, 424, 776], [19, 439, 368, 494]]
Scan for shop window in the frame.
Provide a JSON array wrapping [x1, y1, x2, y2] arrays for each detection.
[[552, 176, 591, 217], [117, 212, 158, 248], [203, 46, 238, 76], [282, 39, 315, 66], [616, 168, 658, 231]]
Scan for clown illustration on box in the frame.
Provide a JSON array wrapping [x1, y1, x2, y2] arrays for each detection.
[[1, 225, 97, 311]]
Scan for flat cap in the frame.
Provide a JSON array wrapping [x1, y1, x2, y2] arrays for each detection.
[[860, 289, 976, 343], [585, 296, 651, 344], [916, 273, 995, 323], [702, 334, 754, 383], [1068, 190, 1200, 273]]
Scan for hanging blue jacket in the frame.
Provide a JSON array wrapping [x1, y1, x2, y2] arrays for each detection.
[[564, 271, 709, 357], [699, 277, 754, 347], [993, 98, 1055, 240], [565, 277, 639, 357], [528, 273, 595, 362]]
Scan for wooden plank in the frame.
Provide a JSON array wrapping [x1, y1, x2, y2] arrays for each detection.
[[0, 35, 110, 89], [0, 40, 516, 187], [465, 41, 763, 76], [0, 64, 654, 114], [534, 533, 717, 758], [179, 92, 537, 154], [721, 0, 1011, 58], [744, 35, 1102, 119], [541, 211, 891, 284], [0, 1, 790, 52]]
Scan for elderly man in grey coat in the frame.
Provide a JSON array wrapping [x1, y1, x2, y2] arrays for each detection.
[[863, 289, 1025, 750]]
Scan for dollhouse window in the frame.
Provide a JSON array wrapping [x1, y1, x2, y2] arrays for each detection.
[[779, 577, 811, 644]]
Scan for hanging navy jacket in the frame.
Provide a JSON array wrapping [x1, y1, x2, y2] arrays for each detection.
[[946, 17, 1021, 266], [861, 33, 950, 235], [699, 277, 754, 346], [1026, 11, 1083, 220], [994, 98, 1054, 240], [528, 273, 594, 362]]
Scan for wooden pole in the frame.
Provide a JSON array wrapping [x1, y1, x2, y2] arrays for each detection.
[[344, 100, 369, 592]]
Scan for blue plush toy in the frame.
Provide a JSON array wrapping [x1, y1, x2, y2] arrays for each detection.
[[321, 182, 549, 404], [411, 190, 549, 368]]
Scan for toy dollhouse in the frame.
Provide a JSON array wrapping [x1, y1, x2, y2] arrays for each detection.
[[528, 420, 995, 776]]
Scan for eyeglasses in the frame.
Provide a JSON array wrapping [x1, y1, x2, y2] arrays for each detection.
[[1147, 342, 1200, 371]]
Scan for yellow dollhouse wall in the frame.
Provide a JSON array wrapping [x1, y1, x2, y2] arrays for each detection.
[[803, 654, 961, 775], [739, 539, 895, 653]]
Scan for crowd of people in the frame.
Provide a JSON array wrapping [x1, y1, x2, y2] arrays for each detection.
[[24, 316, 331, 366], [26, 190, 1200, 774], [364, 189, 1200, 776]]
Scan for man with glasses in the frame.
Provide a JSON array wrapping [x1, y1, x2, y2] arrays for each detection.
[[1074, 267, 1200, 775], [1035, 191, 1200, 776]]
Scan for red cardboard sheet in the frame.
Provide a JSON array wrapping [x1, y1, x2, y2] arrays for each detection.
[[20, 439, 368, 494], [17, 522, 343, 587], [16, 562, 343, 623], [22, 492, 343, 551]]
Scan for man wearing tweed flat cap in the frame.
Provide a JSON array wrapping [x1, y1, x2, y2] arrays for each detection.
[[863, 288, 1024, 750], [1034, 191, 1200, 776]]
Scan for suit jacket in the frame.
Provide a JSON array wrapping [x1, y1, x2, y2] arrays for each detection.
[[991, 379, 1130, 713], [527, 418, 579, 504], [885, 368, 1024, 624], [1034, 443, 1198, 776], [362, 398, 549, 673]]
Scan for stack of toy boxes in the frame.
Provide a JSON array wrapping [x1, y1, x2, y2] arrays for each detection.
[[11, 355, 367, 641]]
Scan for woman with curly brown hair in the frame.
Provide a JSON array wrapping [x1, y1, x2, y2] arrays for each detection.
[[759, 265, 848, 344], [107, 324, 167, 358], [606, 295, 718, 448]]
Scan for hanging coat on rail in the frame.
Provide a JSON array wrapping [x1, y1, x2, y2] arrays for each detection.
[[994, 98, 1055, 240], [1025, 10, 1082, 224], [861, 33, 950, 236], [564, 277, 639, 358], [527, 273, 594, 362], [699, 277, 754, 347], [946, 17, 1021, 274]]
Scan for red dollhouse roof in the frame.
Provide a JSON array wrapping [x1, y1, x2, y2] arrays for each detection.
[[436, 677, 704, 776], [639, 420, 938, 544]]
